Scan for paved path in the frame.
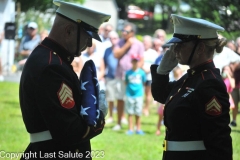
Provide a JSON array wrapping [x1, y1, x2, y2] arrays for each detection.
[[1, 71, 21, 83]]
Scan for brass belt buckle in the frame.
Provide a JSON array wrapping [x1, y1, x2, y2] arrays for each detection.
[[163, 140, 167, 151]]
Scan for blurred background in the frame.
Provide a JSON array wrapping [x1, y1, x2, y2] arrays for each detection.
[[0, 1, 240, 160], [0, 0, 239, 75]]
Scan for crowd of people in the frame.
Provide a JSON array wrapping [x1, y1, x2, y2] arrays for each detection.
[[55, 20, 240, 135], [70, 22, 170, 135], [69, 21, 240, 136], [1, 15, 240, 135], [0, 0, 235, 159]]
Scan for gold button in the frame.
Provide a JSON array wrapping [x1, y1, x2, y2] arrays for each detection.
[[53, 52, 56, 55], [169, 96, 173, 100], [75, 149, 79, 153], [178, 88, 181, 92]]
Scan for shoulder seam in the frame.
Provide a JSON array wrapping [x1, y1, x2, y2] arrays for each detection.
[[40, 44, 63, 65]]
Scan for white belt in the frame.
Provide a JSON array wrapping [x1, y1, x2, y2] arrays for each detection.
[[163, 140, 206, 151], [30, 130, 52, 143]]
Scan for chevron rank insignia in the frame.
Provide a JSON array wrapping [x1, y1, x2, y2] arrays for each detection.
[[57, 82, 75, 109], [205, 96, 222, 116]]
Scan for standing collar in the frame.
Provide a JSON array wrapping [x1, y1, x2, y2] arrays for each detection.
[[187, 60, 215, 76], [41, 37, 74, 64]]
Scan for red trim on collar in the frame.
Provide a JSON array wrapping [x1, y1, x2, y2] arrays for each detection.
[[49, 51, 52, 64], [57, 55, 62, 65], [192, 60, 213, 69]]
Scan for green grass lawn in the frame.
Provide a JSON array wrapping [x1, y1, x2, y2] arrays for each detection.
[[0, 81, 240, 160]]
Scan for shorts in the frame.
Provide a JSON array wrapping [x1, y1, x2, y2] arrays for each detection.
[[115, 78, 126, 100], [125, 96, 143, 116], [231, 88, 240, 108], [99, 79, 106, 90], [105, 78, 117, 101], [145, 80, 152, 86]]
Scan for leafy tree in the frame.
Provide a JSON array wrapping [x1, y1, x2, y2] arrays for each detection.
[[116, 0, 240, 39], [116, 0, 181, 32], [183, 0, 240, 39], [15, 0, 85, 38], [15, 0, 85, 12]]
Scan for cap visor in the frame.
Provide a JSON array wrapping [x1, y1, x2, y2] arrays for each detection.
[[132, 59, 140, 61], [162, 43, 171, 48], [86, 31, 102, 42], [166, 37, 182, 44]]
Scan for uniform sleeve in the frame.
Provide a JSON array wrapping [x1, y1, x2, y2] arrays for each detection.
[[150, 65, 176, 104], [195, 79, 232, 160], [35, 65, 90, 147]]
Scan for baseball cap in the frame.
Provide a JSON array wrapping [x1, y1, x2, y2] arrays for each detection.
[[28, 22, 38, 29], [131, 54, 141, 61]]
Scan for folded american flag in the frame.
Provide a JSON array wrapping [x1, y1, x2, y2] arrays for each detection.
[[79, 60, 100, 126]]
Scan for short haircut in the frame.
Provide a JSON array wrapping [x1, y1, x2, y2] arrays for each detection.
[[124, 22, 137, 33]]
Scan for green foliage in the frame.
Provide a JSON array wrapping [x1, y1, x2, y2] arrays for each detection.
[[15, 0, 86, 34], [117, 0, 240, 40], [0, 82, 240, 160], [182, 0, 240, 39], [15, 0, 85, 12], [17, 9, 53, 35]]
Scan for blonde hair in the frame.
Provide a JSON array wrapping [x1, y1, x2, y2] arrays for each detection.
[[216, 38, 227, 53], [201, 38, 227, 53], [153, 29, 166, 40]]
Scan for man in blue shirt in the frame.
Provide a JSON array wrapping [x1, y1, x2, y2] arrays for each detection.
[[103, 30, 119, 124]]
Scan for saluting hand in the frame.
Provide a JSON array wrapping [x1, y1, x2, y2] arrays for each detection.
[[157, 44, 178, 74]]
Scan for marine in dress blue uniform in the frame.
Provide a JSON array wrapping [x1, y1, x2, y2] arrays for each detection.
[[151, 14, 232, 160], [19, 1, 110, 159]]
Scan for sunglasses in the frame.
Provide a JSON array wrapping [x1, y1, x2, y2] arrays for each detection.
[[28, 27, 36, 30], [122, 30, 132, 34], [104, 29, 112, 32], [110, 37, 118, 40]]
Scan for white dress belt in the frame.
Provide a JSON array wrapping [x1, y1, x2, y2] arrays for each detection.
[[30, 130, 52, 143], [163, 140, 206, 151]]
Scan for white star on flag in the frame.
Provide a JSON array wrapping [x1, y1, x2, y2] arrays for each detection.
[[80, 105, 90, 116], [94, 77, 99, 87], [81, 81, 89, 90], [91, 94, 97, 104], [96, 110, 100, 119]]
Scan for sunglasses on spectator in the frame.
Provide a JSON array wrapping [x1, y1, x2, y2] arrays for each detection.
[[105, 29, 112, 32], [110, 37, 118, 40], [122, 30, 132, 34], [157, 35, 164, 38]]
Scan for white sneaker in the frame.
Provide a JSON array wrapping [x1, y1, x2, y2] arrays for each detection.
[[121, 118, 128, 125], [0, 75, 4, 82], [112, 124, 121, 131], [106, 117, 114, 124]]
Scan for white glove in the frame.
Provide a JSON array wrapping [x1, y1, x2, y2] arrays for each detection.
[[157, 44, 178, 74], [99, 90, 108, 117]]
